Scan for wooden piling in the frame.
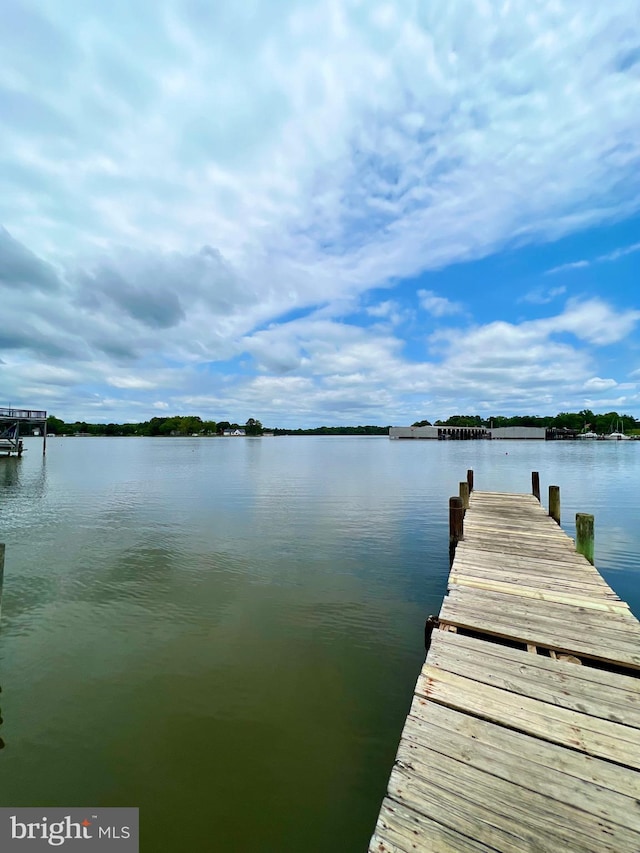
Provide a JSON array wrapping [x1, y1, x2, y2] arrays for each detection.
[[449, 497, 464, 556], [459, 481, 470, 512], [549, 485, 560, 524], [532, 471, 540, 502], [424, 615, 438, 653], [576, 513, 595, 565], [466, 469, 474, 493]]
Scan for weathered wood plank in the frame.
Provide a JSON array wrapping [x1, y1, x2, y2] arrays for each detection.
[[373, 800, 492, 853], [430, 630, 640, 698], [395, 739, 640, 844], [453, 548, 607, 572], [389, 749, 640, 852], [448, 576, 630, 612], [442, 585, 640, 629], [415, 666, 640, 767], [455, 544, 592, 567], [438, 606, 640, 667], [404, 702, 640, 811], [449, 572, 620, 601], [450, 561, 619, 592], [427, 631, 640, 726]]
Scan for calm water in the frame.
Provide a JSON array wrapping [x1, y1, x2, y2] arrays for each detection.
[[1, 436, 639, 851]]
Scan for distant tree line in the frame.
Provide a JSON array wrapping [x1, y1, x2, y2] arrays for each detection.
[[272, 425, 391, 436], [44, 416, 390, 437], [412, 410, 639, 433], [45, 415, 264, 436]]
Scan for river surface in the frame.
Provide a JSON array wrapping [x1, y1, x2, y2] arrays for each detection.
[[1, 436, 639, 851]]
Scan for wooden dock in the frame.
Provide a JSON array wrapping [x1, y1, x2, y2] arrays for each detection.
[[0, 407, 48, 456], [370, 477, 640, 853]]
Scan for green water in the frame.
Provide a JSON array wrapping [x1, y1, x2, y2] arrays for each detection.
[[1, 437, 639, 851]]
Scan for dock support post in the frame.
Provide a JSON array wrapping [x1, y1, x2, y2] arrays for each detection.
[[576, 513, 594, 564], [549, 486, 560, 525], [532, 471, 540, 502], [459, 481, 470, 512], [449, 496, 464, 564], [467, 469, 474, 493], [424, 615, 438, 653]]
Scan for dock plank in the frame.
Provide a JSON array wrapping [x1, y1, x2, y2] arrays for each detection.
[[402, 704, 640, 813], [388, 750, 640, 852], [448, 575, 630, 611], [416, 665, 640, 766], [428, 630, 640, 723]]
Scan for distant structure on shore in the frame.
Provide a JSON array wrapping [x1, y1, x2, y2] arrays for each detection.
[[390, 425, 547, 440], [0, 407, 48, 455]]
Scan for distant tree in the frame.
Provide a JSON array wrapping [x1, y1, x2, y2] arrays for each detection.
[[245, 418, 263, 436], [46, 415, 65, 435], [412, 419, 432, 427], [440, 415, 483, 427], [217, 421, 231, 434]]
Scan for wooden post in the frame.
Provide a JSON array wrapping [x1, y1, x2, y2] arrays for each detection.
[[466, 469, 474, 493], [43, 421, 47, 456], [424, 615, 438, 653], [576, 513, 594, 564], [449, 496, 464, 565], [459, 481, 470, 512], [549, 485, 560, 525], [532, 471, 540, 501]]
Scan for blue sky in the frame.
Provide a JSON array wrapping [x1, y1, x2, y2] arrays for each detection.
[[1, 0, 639, 427]]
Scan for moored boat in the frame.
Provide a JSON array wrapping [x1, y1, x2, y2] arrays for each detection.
[[605, 419, 631, 440]]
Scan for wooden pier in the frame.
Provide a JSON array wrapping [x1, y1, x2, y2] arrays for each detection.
[[0, 407, 47, 456], [370, 474, 640, 853]]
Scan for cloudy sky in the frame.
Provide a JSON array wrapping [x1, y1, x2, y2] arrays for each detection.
[[1, 0, 639, 426]]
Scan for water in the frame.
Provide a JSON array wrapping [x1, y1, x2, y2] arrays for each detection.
[[1, 436, 639, 851]]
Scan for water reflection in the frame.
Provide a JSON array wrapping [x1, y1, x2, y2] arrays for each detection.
[[0, 457, 23, 489], [0, 540, 4, 749], [0, 541, 4, 621], [0, 681, 5, 750]]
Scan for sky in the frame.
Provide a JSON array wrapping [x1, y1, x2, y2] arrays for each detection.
[[1, 0, 639, 427]]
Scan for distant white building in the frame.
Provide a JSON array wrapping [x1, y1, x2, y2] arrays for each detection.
[[223, 429, 246, 436], [389, 425, 490, 440], [491, 426, 546, 440], [389, 425, 546, 440]]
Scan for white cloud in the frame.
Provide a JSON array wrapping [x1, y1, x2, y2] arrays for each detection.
[[584, 377, 617, 391], [520, 285, 566, 304], [418, 290, 463, 317], [107, 376, 158, 390], [598, 241, 640, 262], [542, 298, 640, 346], [546, 260, 590, 275], [546, 241, 640, 275]]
